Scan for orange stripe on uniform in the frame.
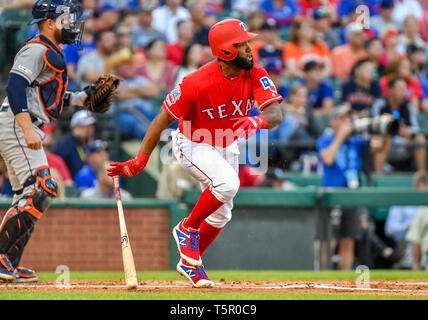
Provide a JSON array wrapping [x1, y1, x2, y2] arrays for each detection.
[[18, 199, 43, 221], [0, 210, 14, 233], [19, 271, 32, 278], [43, 49, 64, 73], [0, 258, 14, 272]]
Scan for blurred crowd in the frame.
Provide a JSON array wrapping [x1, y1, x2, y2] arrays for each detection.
[[1, 0, 428, 270], [5, 0, 428, 182]]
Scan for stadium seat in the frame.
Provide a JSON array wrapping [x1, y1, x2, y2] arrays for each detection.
[[315, 114, 331, 134], [64, 185, 78, 198], [371, 174, 414, 188], [119, 141, 159, 197], [282, 172, 322, 187], [0, 8, 32, 29], [278, 26, 290, 42], [330, 77, 342, 104], [16, 24, 31, 44], [216, 9, 244, 22], [417, 113, 428, 136], [0, 8, 32, 68]]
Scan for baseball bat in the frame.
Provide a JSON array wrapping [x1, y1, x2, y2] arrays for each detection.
[[113, 175, 138, 290]]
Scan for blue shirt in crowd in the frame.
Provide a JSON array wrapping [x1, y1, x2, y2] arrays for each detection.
[[337, 0, 379, 17], [74, 164, 97, 195], [0, 177, 13, 198], [317, 133, 368, 187], [259, 0, 300, 26], [63, 41, 96, 66], [297, 79, 334, 110], [63, 41, 96, 90], [422, 80, 428, 99]]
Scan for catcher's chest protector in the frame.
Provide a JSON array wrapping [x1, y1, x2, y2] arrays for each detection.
[[25, 35, 68, 120]]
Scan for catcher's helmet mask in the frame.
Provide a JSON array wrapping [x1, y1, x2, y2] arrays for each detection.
[[208, 19, 257, 69], [29, 0, 85, 46]]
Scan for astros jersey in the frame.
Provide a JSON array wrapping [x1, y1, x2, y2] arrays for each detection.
[[2, 43, 54, 123], [1, 36, 68, 124], [163, 59, 283, 147]]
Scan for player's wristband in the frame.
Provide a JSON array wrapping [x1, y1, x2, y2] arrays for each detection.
[[253, 115, 268, 129], [70, 91, 88, 107], [136, 151, 150, 169]]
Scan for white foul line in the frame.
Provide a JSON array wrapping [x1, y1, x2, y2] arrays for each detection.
[[312, 284, 428, 294], [0, 282, 428, 294]]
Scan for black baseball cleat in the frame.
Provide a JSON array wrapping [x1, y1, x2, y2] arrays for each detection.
[[13, 267, 38, 283], [0, 254, 16, 281]]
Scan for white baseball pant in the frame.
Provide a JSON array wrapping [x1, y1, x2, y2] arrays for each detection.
[[0, 108, 47, 204], [171, 129, 240, 228]]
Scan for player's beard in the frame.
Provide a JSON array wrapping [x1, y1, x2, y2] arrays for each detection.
[[231, 55, 254, 71], [53, 28, 64, 44]]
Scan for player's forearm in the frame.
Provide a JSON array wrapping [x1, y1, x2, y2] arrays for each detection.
[[66, 64, 78, 81], [261, 102, 283, 129], [139, 107, 176, 156], [320, 139, 342, 166], [15, 112, 35, 133]]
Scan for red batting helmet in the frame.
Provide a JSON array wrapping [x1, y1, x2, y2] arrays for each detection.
[[208, 19, 257, 61]]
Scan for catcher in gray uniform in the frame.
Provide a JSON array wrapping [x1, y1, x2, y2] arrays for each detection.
[[0, 0, 120, 282]]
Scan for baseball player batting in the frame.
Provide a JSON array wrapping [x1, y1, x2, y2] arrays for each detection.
[[0, 0, 119, 282], [108, 19, 284, 288]]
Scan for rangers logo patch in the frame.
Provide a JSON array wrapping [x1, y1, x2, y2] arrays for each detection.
[[260, 76, 277, 93], [166, 85, 182, 106]]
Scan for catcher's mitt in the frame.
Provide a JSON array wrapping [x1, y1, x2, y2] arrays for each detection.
[[83, 74, 121, 113]]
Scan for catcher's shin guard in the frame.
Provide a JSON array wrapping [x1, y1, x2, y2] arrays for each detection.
[[7, 223, 35, 269], [0, 167, 57, 263], [0, 205, 39, 256]]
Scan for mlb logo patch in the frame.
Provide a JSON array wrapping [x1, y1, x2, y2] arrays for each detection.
[[18, 65, 33, 77], [166, 85, 182, 106], [260, 76, 277, 93]]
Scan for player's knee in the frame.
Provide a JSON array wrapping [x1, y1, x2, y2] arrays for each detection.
[[17, 167, 58, 216], [15, 188, 50, 220], [29, 189, 53, 214], [35, 166, 58, 198], [212, 174, 240, 203], [205, 211, 232, 228]]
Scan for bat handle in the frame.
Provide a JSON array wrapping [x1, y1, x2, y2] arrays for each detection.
[[112, 175, 121, 200]]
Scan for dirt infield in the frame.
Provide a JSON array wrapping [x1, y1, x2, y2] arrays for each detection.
[[1, 280, 428, 296]]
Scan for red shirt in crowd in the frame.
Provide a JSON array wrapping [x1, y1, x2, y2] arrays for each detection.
[[297, 0, 339, 16], [379, 76, 424, 101], [46, 152, 73, 184], [162, 59, 283, 147], [166, 42, 185, 66], [238, 165, 266, 187]]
